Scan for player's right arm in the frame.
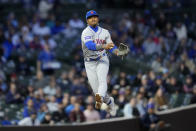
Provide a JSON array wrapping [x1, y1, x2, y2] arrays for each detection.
[[82, 30, 114, 51]]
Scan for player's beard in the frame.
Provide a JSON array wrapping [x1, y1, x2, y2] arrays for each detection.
[[92, 24, 98, 27], [91, 22, 98, 27]]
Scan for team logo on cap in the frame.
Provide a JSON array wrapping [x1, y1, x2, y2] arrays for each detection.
[[91, 11, 94, 14]]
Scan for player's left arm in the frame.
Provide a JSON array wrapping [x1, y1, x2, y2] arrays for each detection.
[[105, 30, 118, 55], [106, 31, 129, 56]]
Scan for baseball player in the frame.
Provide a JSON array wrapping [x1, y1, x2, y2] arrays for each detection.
[[81, 10, 129, 116]]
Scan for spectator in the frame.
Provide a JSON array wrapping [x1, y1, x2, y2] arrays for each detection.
[[191, 68, 196, 84], [190, 85, 196, 104], [188, 43, 196, 59], [0, 77, 7, 93], [156, 13, 167, 31], [180, 53, 195, 73], [56, 71, 71, 92], [52, 103, 68, 123], [55, 87, 63, 103], [143, 37, 157, 55], [1, 116, 12, 126], [15, 55, 30, 76], [65, 96, 77, 115], [62, 93, 69, 109], [12, 31, 21, 48], [116, 88, 127, 116], [29, 35, 42, 50], [43, 77, 57, 96], [23, 99, 36, 118], [21, 25, 33, 44], [111, 85, 120, 100], [146, 98, 156, 111], [154, 88, 168, 111], [37, 43, 58, 75], [153, 76, 164, 93], [46, 13, 55, 29], [165, 76, 181, 94], [136, 93, 147, 117], [68, 13, 84, 29], [6, 82, 22, 104], [2, 36, 13, 60], [23, 85, 34, 100], [175, 39, 187, 56], [178, 62, 190, 77], [139, 87, 148, 100], [140, 75, 150, 98], [183, 75, 194, 105], [173, 22, 187, 41], [62, 23, 78, 38], [69, 103, 85, 123], [0, 27, 5, 44], [70, 77, 90, 97], [132, 71, 142, 87], [41, 112, 54, 125], [38, 0, 53, 19], [18, 112, 40, 126], [51, 20, 65, 35], [117, 72, 130, 86], [47, 95, 58, 113], [35, 88, 45, 104], [183, 75, 193, 94], [37, 103, 49, 122], [141, 105, 166, 131], [130, 37, 144, 55], [85, 95, 95, 105], [123, 97, 140, 118], [33, 90, 46, 110], [33, 20, 50, 36], [7, 12, 18, 28], [124, 86, 132, 101], [163, 22, 176, 39], [32, 71, 48, 89], [15, 35, 29, 51], [84, 103, 100, 122], [40, 35, 57, 50], [151, 56, 163, 73]]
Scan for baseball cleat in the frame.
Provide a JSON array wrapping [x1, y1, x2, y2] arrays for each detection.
[[95, 93, 103, 109], [108, 97, 116, 116]]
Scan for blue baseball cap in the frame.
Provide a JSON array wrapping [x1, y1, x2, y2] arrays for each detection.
[[86, 10, 99, 20]]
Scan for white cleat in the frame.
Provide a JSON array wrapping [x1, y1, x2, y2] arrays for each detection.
[[108, 97, 117, 116], [95, 93, 103, 110]]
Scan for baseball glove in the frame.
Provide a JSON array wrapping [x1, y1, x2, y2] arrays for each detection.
[[117, 43, 129, 59]]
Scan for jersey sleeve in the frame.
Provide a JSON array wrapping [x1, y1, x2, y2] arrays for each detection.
[[81, 30, 93, 43], [105, 30, 113, 44]]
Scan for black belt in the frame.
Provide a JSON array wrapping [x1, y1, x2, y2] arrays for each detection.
[[84, 53, 106, 62]]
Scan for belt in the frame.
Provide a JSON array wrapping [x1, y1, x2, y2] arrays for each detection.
[[84, 53, 106, 62]]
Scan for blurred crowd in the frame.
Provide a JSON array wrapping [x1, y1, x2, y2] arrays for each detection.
[[0, 0, 192, 11], [0, 0, 196, 130]]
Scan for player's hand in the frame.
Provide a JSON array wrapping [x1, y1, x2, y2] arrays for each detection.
[[102, 43, 114, 50]]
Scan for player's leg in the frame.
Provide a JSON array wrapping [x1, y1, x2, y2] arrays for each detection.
[[97, 56, 116, 116], [92, 55, 109, 110], [84, 61, 102, 109], [96, 55, 109, 99], [84, 61, 99, 95], [96, 56, 113, 103]]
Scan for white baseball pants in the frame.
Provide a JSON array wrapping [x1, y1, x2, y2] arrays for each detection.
[[84, 55, 110, 104]]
